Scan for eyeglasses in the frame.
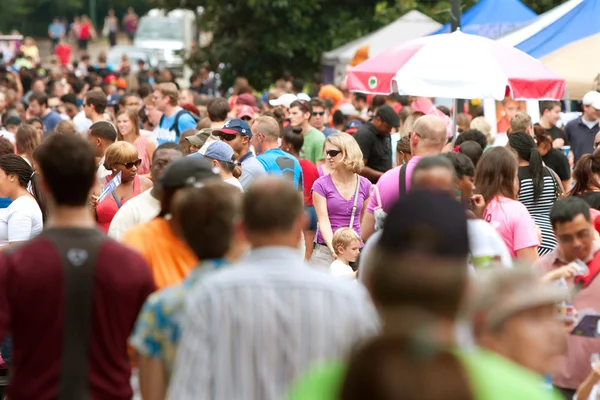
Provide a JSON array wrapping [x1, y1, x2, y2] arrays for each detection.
[[220, 133, 238, 142], [325, 149, 342, 158], [119, 159, 142, 169], [312, 111, 325, 116]]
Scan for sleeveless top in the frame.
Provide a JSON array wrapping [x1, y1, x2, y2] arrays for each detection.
[[96, 175, 142, 233], [134, 136, 151, 175]]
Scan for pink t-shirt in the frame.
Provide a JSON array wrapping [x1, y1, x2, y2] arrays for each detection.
[[484, 196, 539, 257], [366, 156, 423, 214]]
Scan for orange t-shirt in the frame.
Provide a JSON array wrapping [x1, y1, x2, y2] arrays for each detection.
[[122, 218, 197, 289]]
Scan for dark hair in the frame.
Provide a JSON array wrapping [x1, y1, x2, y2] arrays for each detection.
[[207, 98, 230, 122], [34, 134, 97, 207], [396, 136, 411, 155], [0, 138, 15, 156], [60, 93, 77, 106], [443, 152, 474, 179], [436, 105, 451, 117], [353, 92, 367, 103], [172, 182, 243, 260], [540, 101, 561, 116], [25, 117, 43, 127], [458, 140, 483, 167], [570, 151, 600, 196], [28, 91, 48, 107], [153, 142, 183, 162], [413, 156, 455, 178], [85, 91, 108, 114], [550, 197, 591, 230], [282, 127, 304, 153], [290, 100, 312, 115], [243, 177, 304, 234], [341, 334, 473, 400], [533, 125, 552, 149], [15, 124, 41, 166], [88, 121, 117, 143], [455, 129, 487, 150], [0, 154, 47, 221], [332, 109, 346, 125], [475, 147, 518, 204], [509, 132, 545, 202], [370, 95, 386, 111], [292, 79, 304, 93], [309, 97, 326, 109]]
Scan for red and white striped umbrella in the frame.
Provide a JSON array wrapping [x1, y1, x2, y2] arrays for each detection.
[[346, 30, 566, 100]]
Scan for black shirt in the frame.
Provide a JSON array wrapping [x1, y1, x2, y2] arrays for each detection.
[[577, 192, 600, 210], [353, 122, 391, 175], [565, 117, 599, 163], [542, 147, 571, 181], [535, 123, 569, 145]]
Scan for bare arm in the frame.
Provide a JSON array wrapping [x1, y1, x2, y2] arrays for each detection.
[[359, 197, 369, 238], [361, 212, 376, 241], [138, 354, 168, 400], [313, 191, 335, 253], [515, 247, 539, 262]]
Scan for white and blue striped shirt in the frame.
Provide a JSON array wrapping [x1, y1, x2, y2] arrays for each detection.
[[168, 246, 378, 400]]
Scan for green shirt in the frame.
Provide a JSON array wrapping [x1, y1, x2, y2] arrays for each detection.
[[301, 128, 326, 164], [287, 348, 562, 400]]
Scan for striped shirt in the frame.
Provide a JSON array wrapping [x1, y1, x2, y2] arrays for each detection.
[[168, 246, 378, 400], [517, 166, 559, 256]]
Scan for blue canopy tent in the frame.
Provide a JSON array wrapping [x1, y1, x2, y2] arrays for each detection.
[[432, 0, 537, 38]]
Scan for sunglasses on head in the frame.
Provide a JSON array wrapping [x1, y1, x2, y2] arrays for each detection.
[[325, 149, 342, 157], [312, 111, 325, 116], [119, 159, 142, 169], [220, 133, 238, 142]]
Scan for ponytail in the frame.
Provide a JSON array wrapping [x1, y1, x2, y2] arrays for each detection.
[[571, 153, 600, 196], [29, 172, 48, 222], [0, 154, 48, 222], [508, 132, 544, 202]]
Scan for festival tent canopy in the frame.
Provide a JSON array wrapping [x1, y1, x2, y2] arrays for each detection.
[[431, 0, 537, 38], [322, 10, 441, 67], [498, 0, 600, 99]]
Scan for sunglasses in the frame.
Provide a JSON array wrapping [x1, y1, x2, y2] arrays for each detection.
[[220, 133, 238, 142], [325, 149, 342, 158], [241, 116, 252, 122], [119, 159, 142, 169], [312, 111, 325, 116]]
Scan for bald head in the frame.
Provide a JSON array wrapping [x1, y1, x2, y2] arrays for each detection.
[[244, 177, 304, 236], [411, 115, 448, 155]]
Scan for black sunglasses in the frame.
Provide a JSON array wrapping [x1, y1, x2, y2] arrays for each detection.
[[119, 159, 142, 169], [312, 111, 325, 116], [220, 133, 238, 142], [325, 149, 342, 157]]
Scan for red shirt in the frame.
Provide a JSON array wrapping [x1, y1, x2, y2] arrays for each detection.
[[54, 44, 71, 65], [79, 23, 91, 39], [0, 228, 155, 400], [299, 158, 319, 206]]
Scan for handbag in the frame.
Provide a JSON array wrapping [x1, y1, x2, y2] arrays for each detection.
[[371, 184, 387, 231]]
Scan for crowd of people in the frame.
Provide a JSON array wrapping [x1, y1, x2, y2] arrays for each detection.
[[2, 30, 600, 400]]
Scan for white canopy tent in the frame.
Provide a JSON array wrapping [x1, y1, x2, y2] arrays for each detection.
[[322, 10, 441, 85]]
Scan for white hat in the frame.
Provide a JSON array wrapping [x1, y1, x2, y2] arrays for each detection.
[[583, 91, 600, 110], [296, 92, 311, 102], [339, 103, 358, 116], [269, 93, 297, 108]]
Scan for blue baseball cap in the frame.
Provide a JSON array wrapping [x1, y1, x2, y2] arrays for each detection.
[[345, 119, 363, 134], [213, 118, 252, 138], [201, 141, 236, 164]]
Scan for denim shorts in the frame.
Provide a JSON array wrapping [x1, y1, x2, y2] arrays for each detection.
[[305, 205, 318, 231]]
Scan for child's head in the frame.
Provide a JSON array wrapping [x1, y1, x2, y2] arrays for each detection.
[[332, 227, 361, 263]]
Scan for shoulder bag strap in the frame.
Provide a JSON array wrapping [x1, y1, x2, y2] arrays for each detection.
[[349, 175, 361, 229], [399, 163, 408, 196], [170, 109, 187, 138], [110, 190, 123, 209], [545, 166, 564, 198], [370, 183, 382, 210], [44, 229, 107, 400]]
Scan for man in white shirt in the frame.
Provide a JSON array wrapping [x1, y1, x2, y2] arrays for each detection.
[[168, 177, 377, 400], [108, 143, 184, 241]]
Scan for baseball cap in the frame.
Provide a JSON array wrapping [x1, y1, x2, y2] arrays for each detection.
[[5, 116, 21, 127], [213, 118, 252, 138], [200, 141, 235, 163], [345, 119, 363, 134], [236, 93, 258, 110], [583, 91, 600, 110], [297, 93, 311, 102], [380, 190, 469, 258], [339, 103, 358, 116], [158, 157, 219, 190], [269, 93, 297, 108], [185, 128, 213, 148], [472, 267, 569, 330], [375, 104, 400, 128], [236, 105, 255, 119], [107, 94, 121, 107]]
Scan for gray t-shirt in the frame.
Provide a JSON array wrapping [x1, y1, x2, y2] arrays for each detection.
[[240, 153, 266, 191]]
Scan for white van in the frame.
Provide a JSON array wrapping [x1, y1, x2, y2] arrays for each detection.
[[134, 9, 197, 74]]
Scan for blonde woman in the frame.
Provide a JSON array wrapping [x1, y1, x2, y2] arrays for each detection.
[[470, 116, 493, 148], [116, 108, 155, 176], [311, 133, 372, 266], [91, 142, 153, 232]]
